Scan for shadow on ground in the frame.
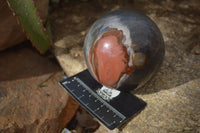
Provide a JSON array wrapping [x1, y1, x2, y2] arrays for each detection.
[[0, 41, 61, 81]]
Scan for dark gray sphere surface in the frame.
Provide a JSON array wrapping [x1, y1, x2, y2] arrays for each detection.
[[84, 9, 165, 91]]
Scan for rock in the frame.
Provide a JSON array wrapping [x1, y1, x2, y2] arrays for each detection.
[[0, 72, 68, 133], [95, 79, 200, 133], [83, 10, 165, 89], [0, 44, 78, 133], [54, 35, 87, 77], [51, 0, 200, 132], [0, 0, 49, 51]]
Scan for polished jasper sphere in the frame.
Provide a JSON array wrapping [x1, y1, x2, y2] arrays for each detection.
[[84, 9, 165, 91]]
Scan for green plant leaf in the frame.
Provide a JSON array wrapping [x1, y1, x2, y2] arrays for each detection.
[[7, 0, 53, 54]]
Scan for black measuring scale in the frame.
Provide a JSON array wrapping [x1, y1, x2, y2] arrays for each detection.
[[60, 70, 147, 130]]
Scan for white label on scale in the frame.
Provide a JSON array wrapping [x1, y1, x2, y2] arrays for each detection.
[[96, 86, 121, 102]]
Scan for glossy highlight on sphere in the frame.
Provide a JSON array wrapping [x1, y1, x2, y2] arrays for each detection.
[[84, 9, 165, 90], [89, 28, 134, 88]]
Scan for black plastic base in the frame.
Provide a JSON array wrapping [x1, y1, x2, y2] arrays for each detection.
[[60, 69, 147, 130]]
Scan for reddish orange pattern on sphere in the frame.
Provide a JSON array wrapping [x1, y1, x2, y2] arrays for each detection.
[[89, 29, 134, 88]]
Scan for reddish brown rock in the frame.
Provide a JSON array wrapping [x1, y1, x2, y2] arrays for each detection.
[[0, 72, 68, 133], [89, 29, 133, 88], [0, 45, 79, 133]]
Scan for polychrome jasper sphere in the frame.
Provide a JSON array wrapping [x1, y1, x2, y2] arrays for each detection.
[[84, 9, 165, 91]]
